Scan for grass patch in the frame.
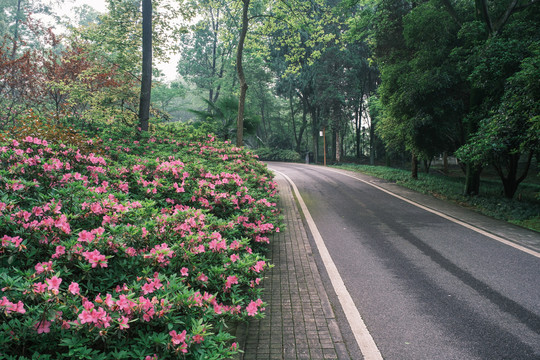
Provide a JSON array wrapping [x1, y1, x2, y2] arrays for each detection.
[[332, 164, 540, 233]]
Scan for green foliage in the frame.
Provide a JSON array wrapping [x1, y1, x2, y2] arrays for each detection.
[[375, 0, 462, 162], [254, 147, 302, 162], [0, 120, 281, 359], [151, 81, 187, 118], [176, 9, 236, 105], [189, 96, 260, 142], [0, 111, 104, 155], [333, 163, 540, 232]]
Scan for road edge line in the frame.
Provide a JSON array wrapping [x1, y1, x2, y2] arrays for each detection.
[[272, 169, 384, 360], [323, 167, 540, 259]]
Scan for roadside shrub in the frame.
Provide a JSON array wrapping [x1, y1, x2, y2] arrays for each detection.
[[0, 125, 281, 359], [335, 164, 540, 232], [254, 147, 301, 162]]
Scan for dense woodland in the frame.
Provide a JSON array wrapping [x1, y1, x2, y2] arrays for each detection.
[[1, 0, 539, 199]]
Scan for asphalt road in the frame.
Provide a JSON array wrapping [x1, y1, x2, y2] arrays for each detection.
[[268, 162, 540, 360]]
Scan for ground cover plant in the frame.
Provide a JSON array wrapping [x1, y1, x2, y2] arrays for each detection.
[[333, 164, 540, 232], [0, 121, 281, 359]]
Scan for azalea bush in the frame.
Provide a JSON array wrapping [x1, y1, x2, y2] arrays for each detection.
[[0, 122, 281, 359]]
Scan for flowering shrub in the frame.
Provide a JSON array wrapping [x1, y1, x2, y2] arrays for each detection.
[[0, 126, 280, 359]]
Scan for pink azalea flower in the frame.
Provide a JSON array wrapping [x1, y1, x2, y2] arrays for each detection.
[[2, 298, 26, 314], [13, 301, 26, 314], [90, 202, 103, 214], [51, 245, 65, 259], [77, 230, 95, 243], [35, 261, 53, 274], [68, 282, 80, 295], [192, 334, 205, 343], [117, 295, 136, 314], [118, 315, 130, 329], [46, 276, 62, 295], [169, 329, 187, 345], [246, 300, 259, 316], [54, 214, 71, 234], [104, 293, 114, 308], [82, 249, 108, 268], [142, 282, 155, 295], [251, 260, 266, 273], [225, 275, 238, 289], [34, 320, 51, 334], [214, 303, 223, 314], [118, 182, 129, 192], [92, 227, 105, 236], [78, 310, 94, 324], [33, 282, 47, 293], [180, 267, 189, 276]]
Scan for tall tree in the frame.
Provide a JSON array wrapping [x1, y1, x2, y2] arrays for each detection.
[[445, 0, 540, 196], [235, 0, 250, 146], [138, 0, 152, 132], [176, 2, 236, 106]]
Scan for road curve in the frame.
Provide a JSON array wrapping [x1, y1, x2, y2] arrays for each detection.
[[268, 162, 540, 360]]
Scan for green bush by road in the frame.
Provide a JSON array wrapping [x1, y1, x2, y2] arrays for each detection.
[[333, 164, 540, 233]]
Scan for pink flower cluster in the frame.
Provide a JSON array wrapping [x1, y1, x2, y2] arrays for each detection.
[[82, 249, 108, 268], [0, 296, 26, 314], [0, 134, 281, 357], [143, 243, 174, 266], [246, 298, 265, 316], [170, 329, 188, 353], [1, 235, 24, 251]]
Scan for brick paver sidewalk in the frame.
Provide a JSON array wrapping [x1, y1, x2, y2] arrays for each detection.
[[235, 173, 355, 360]]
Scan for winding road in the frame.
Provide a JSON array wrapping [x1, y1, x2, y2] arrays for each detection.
[[268, 162, 540, 360]]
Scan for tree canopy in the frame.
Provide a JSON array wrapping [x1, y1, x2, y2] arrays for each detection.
[[1, 0, 538, 198]]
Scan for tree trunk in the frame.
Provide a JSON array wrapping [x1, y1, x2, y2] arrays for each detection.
[[209, 9, 219, 106], [290, 90, 298, 149], [423, 158, 431, 173], [294, 94, 308, 154], [311, 106, 319, 163], [497, 151, 534, 199], [11, 0, 22, 59], [138, 0, 152, 132], [355, 105, 361, 158], [411, 152, 418, 179], [464, 163, 482, 195], [313, 131, 319, 163], [443, 151, 448, 174], [235, 0, 250, 147], [369, 113, 376, 165], [335, 128, 341, 163]]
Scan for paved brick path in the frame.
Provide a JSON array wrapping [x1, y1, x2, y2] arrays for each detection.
[[235, 174, 355, 360]]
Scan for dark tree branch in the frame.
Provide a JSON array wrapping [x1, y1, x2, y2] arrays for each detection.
[[494, 0, 538, 34], [476, 0, 494, 34]]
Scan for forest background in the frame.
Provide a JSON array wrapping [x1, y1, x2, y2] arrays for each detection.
[[1, 0, 539, 204]]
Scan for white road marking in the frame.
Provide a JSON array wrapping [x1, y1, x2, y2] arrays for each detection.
[[272, 169, 384, 360], [322, 166, 540, 259]]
